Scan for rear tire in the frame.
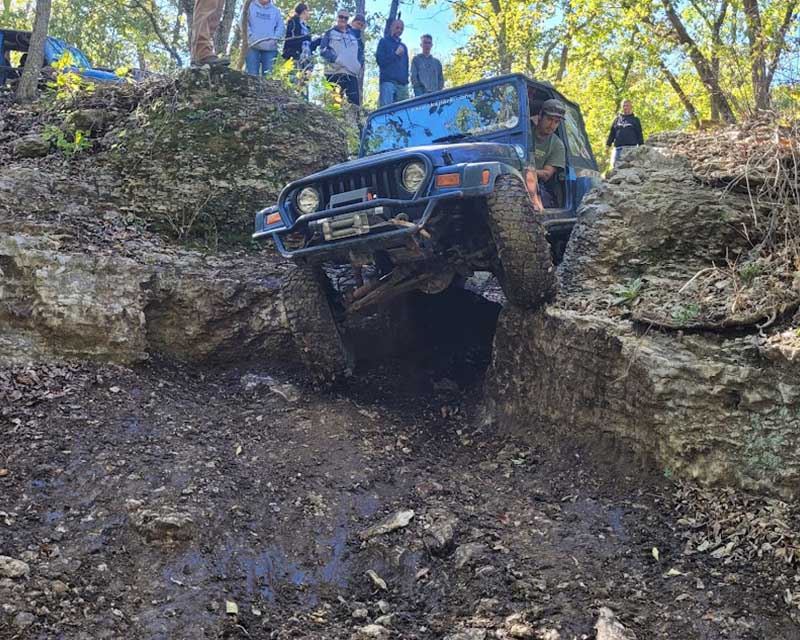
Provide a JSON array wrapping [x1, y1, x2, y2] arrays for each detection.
[[485, 175, 556, 308], [282, 264, 354, 382]]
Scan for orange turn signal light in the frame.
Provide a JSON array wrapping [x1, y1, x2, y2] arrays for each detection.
[[266, 212, 282, 225], [435, 173, 461, 187], [481, 169, 491, 185]]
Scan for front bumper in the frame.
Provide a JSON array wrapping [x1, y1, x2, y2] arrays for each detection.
[[253, 161, 515, 261]]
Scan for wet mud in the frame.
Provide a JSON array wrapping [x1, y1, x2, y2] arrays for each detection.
[[1, 286, 798, 639]]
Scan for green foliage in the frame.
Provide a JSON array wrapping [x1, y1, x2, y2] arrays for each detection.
[[43, 125, 92, 157], [737, 262, 763, 285], [671, 303, 701, 325], [46, 52, 96, 100], [434, 0, 799, 156], [610, 278, 643, 306]]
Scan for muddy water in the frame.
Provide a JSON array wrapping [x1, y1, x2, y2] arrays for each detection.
[[2, 287, 798, 639]]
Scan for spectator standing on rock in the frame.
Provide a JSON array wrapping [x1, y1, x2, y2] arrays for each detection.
[[376, 19, 409, 107], [606, 99, 644, 167], [191, 0, 230, 66], [349, 14, 367, 104], [410, 34, 443, 96], [320, 9, 363, 105], [282, 3, 319, 91], [348, 14, 366, 69], [282, 4, 317, 64], [245, 0, 285, 77]]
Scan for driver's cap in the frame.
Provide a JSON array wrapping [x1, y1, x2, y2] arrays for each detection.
[[540, 99, 566, 118]]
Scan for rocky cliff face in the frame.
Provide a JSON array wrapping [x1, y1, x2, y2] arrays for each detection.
[[488, 140, 800, 497], [0, 68, 348, 365]]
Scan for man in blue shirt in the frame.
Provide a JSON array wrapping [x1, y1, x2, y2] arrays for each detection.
[[376, 20, 409, 107]]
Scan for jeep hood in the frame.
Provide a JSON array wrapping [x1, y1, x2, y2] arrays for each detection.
[[301, 142, 522, 181]]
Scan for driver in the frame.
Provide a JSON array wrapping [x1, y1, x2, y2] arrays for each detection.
[[532, 98, 566, 209]]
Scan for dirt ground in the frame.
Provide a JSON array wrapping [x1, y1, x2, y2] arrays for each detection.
[[2, 291, 799, 640]]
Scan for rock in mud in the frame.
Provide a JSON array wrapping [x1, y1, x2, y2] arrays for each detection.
[[13, 134, 49, 158], [594, 607, 636, 640], [444, 630, 487, 640], [239, 374, 301, 402], [130, 509, 194, 543], [422, 509, 458, 556], [0, 556, 30, 578], [13, 611, 35, 629], [354, 623, 390, 639], [453, 542, 489, 569], [360, 509, 415, 540]]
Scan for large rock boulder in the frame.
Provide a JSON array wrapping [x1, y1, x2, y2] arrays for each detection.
[[0, 230, 292, 365], [487, 144, 800, 497], [0, 68, 350, 365]]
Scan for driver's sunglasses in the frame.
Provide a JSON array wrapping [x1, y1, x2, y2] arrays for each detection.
[[337, 15, 348, 19]]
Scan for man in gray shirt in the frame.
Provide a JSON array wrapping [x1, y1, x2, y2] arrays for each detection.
[[410, 34, 444, 96]]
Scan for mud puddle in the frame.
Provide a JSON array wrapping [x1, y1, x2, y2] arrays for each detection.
[[1, 290, 799, 638]]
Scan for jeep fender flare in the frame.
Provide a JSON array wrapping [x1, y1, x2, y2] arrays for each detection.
[[447, 161, 525, 196]]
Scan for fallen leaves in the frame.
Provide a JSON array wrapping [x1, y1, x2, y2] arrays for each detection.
[[674, 482, 800, 567]]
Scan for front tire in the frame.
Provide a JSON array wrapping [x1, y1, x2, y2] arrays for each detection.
[[282, 264, 354, 382], [485, 175, 556, 308]]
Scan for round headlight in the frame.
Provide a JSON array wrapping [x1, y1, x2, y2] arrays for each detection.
[[401, 161, 426, 193], [296, 187, 320, 214]]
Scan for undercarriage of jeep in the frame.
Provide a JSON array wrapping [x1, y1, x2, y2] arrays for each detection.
[[317, 199, 497, 317]]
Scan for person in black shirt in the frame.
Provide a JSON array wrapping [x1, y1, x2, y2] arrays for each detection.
[[606, 99, 644, 167]]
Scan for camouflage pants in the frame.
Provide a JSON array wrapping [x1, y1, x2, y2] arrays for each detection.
[[191, 0, 225, 62]]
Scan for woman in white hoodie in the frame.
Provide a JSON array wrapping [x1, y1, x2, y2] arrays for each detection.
[[245, 0, 286, 76]]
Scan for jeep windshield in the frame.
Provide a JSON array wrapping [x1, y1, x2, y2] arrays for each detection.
[[361, 82, 520, 156]]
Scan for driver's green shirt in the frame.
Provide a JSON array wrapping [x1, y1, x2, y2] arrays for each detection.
[[534, 132, 566, 170]]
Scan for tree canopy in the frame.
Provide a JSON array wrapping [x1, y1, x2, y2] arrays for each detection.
[[427, 0, 799, 156]]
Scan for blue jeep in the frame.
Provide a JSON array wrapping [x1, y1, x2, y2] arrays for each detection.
[[0, 29, 132, 87], [254, 74, 600, 377]]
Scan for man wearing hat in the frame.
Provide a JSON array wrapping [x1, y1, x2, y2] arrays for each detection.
[[532, 98, 567, 208]]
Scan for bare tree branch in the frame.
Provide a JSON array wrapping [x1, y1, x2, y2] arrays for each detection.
[[129, 0, 183, 66]]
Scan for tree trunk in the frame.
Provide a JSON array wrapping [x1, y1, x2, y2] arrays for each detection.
[[741, 0, 770, 111], [356, 0, 366, 105], [137, 47, 148, 72], [180, 0, 195, 53], [16, 0, 51, 103], [555, 45, 568, 82], [385, 0, 401, 36], [214, 0, 238, 56], [658, 59, 702, 129], [237, 0, 252, 70], [709, 0, 727, 121], [132, 0, 184, 66], [660, 0, 736, 122]]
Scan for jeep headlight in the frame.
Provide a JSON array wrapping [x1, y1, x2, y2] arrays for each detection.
[[401, 161, 426, 193], [296, 187, 320, 214]]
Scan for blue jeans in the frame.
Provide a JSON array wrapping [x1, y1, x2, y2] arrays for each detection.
[[245, 49, 278, 76], [611, 145, 637, 167], [379, 81, 409, 107]]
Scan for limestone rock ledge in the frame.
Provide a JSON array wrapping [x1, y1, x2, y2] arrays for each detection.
[[487, 306, 800, 497], [0, 233, 291, 365], [487, 144, 800, 497]]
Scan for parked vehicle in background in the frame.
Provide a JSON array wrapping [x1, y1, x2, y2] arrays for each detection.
[[0, 29, 145, 87], [253, 73, 600, 379]]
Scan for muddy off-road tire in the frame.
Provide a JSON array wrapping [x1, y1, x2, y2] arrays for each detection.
[[282, 264, 353, 381], [486, 175, 556, 308]]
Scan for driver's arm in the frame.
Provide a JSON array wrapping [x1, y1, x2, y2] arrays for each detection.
[[536, 164, 557, 182]]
